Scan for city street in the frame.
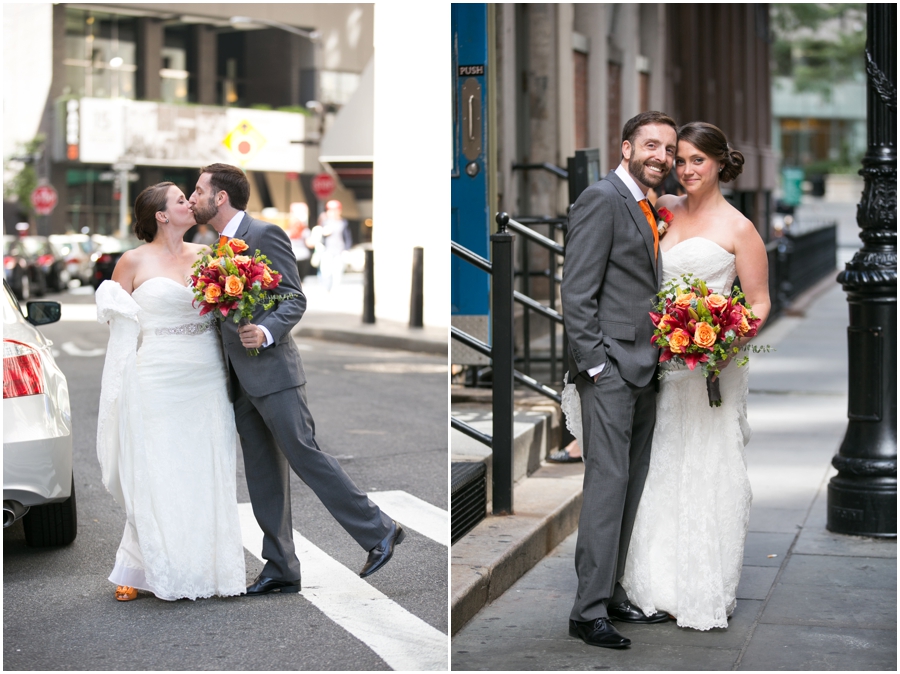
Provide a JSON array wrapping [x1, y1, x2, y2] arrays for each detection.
[[3, 283, 449, 671]]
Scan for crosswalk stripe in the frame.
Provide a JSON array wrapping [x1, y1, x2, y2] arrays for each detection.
[[368, 490, 448, 547], [237, 503, 448, 671]]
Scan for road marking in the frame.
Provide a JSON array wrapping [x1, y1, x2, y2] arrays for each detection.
[[61, 341, 106, 357], [368, 491, 448, 547], [238, 504, 447, 671]]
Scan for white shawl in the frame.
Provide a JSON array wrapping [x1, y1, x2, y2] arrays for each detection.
[[95, 280, 142, 511]]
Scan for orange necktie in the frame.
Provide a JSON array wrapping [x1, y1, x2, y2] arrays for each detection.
[[218, 234, 229, 247], [638, 199, 659, 258]]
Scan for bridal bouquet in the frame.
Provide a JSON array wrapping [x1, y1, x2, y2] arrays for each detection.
[[189, 237, 288, 356], [649, 274, 766, 406]]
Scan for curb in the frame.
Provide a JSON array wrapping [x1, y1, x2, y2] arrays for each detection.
[[295, 325, 448, 355], [450, 460, 585, 635]]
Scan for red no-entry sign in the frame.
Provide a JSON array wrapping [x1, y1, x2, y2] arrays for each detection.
[[311, 173, 336, 200], [31, 185, 58, 215]]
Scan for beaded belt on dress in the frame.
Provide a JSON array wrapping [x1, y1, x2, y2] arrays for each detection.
[[154, 319, 216, 336]]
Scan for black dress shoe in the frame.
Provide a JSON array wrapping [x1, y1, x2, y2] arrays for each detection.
[[245, 574, 301, 596], [546, 448, 583, 463], [607, 600, 670, 624], [568, 618, 631, 649], [359, 520, 406, 578]]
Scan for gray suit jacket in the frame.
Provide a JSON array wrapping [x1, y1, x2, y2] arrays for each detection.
[[561, 171, 662, 388], [220, 213, 307, 397]]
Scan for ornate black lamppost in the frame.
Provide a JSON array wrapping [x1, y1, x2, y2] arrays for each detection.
[[827, 3, 896, 537]]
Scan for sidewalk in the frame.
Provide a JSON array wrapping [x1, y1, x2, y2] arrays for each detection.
[[294, 274, 447, 355], [450, 276, 897, 670]]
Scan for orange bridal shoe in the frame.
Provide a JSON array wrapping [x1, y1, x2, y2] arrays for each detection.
[[115, 585, 137, 601]]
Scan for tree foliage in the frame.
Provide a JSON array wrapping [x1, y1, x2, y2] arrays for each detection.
[[3, 135, 46, 217], [771, 4, 866, 99]]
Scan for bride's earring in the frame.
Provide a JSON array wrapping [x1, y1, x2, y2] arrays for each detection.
[[165, 218, 170, 223]]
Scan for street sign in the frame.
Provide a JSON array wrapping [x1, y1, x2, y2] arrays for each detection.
[[31, 185, 58, 215], [312, 173, 336, 200], [223, 120, 267, 165]]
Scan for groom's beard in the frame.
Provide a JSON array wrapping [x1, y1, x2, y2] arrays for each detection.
[[629, 156, 668, 189], [191, 195, 218, 225]]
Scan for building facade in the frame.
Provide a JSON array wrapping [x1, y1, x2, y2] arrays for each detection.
[[5, 3, 374, 239], [451, 3, 776, 366]]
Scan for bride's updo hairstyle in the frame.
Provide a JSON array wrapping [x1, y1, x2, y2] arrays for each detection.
[[133, 182, 176, 242], [677, 122, 744, 183]]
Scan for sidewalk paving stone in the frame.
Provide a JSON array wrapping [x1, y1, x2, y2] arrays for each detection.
[[739, 623, 897, 671]]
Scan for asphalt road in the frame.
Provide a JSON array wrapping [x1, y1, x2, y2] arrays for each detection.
[[3, 286, 449, 671]]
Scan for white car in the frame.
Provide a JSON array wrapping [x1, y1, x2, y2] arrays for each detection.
[[3, 279, 76, 546], [49, 234, 96, 286]]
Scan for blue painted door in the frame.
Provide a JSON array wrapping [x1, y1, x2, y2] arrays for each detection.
[[451, 3, 489, 341]]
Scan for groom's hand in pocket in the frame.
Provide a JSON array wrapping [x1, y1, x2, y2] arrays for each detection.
[[238, 323, 266, 350]]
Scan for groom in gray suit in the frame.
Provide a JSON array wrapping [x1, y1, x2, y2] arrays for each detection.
[[189, 163, 404, 594], [561, 112, 678, 648]]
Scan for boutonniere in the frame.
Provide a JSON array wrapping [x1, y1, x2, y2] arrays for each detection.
[[657, 207, 674, 237]]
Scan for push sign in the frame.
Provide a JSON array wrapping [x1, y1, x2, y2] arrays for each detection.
[[458, 65, 484, 76]]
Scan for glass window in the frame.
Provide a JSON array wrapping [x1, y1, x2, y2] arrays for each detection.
[[217, 32, 246, 107], [62, 8, 137, 100], [162, 25, 194, 104], [319, 71, 362, 106]]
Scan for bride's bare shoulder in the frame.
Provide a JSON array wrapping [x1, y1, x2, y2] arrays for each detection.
[[184, 242, 210, 256]]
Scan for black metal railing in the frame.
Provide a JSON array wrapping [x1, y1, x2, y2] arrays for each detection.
[[767, 223, 838, 318], [506, 214, 567, 384], [450, 212, 567, 515]]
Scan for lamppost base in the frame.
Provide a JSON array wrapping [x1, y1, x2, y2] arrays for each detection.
[[827, 475, 897, 537]]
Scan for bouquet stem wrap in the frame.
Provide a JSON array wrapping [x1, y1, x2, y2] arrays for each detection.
[[707, 376, 722, 407]]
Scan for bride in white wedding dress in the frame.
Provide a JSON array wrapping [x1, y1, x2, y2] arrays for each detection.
[[96, 182, 245, 602], [563, 122, 770, 630]]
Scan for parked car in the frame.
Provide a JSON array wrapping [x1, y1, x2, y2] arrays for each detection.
[[49, 234, 96, 286], [3, 279, 76, 546], [3, 235, 46, 301], [20, 236, 70, 292], [90, 235, 142, 289]]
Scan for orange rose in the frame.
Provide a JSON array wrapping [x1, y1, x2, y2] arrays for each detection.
[[738, 315, 751, 336], [668, 328, 691, 354], [693, 322, 717, 349], [706, 294, 728, 312], [233, 255, 251, 265], [224, 275, 244, 296], [228, 238, 249, 254], [204, 284, 222, 304], [261, 268, 273, 286], [657, 313, 677, 332], [675, 292, 697, 307]]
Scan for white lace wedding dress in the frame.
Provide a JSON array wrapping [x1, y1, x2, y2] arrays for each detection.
[[96, 278, 246, 601], [562, 237, 753, 630]]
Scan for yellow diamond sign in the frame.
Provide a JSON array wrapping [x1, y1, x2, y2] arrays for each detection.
[[223, 120, 267, 165]]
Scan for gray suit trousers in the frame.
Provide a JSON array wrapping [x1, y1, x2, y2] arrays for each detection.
[[569, 360, 657, 622], [233, 380, 392, 581]]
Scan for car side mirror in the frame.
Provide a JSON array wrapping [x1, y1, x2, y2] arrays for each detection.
[[26, 301, 62, 326]]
